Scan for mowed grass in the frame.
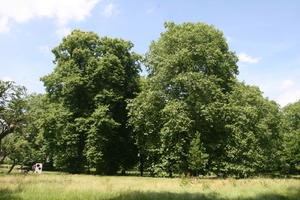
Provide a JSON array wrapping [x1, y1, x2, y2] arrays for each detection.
[[0, 170, 299, 200]]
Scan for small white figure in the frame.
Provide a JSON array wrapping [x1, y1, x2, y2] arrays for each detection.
[[33, 163, 43, 174]]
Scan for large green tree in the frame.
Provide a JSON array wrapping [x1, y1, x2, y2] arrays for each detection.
[[41, 30, 140, 174], [128, 22, 239, 176]]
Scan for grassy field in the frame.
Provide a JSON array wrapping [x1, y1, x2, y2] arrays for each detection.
[[0, 167, 299, 200]]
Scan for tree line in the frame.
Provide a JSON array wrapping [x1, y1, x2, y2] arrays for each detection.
[[0, 22, 299, 177]]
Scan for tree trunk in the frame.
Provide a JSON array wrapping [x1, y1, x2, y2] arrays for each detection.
[[8, 161, 16, 174], [0, 128, 11, 141], [0, 138, 3, 163], [169, 170, 173, 178], [168, 165, 173, 178], [168, 161, 173, 178], [121, 169, 126, 175], [139, 156, 144, 176], [0, 154, 8, 163]]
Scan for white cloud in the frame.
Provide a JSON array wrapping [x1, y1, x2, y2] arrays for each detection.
[[56, 27, 72, 38], [38, 45, 51, 55], [277, 90, 300, 107], [225, 36, 232, 43], [238, 52, 261, 64], [0, 17, 9, 33], [103, 3, 117, 17], [280, 79, 294, 89], [1, 76, 13, 82], [277, 78, 300, 106], [0, 0, 100, 33], [146, 8, 154, 14], [239, 76, 299, 107], [265, 79, 299, 106]]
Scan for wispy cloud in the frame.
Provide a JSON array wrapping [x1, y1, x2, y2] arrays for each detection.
[[103, 3, 117, 17], [1, 76, 13, 82], [241, 77, 299, 107], [0, 17, 9, 33], [280, 79, 294, 89], [38, 45, 51, 55], [278, 90, 300, 107], [238, 52, 261, 64], [56, 27, 72, 38], [146, 8, 155, 15], [225, 36, 232, 43], [277, 79, 300, 106], [260, 79, 299, 107], [0, 0, 100, 33]]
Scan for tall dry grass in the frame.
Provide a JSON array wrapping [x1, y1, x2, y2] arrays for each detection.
[[0, 172, 299, 200]]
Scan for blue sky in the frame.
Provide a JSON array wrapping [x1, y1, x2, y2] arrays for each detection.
[[0, 0, 299, 106]]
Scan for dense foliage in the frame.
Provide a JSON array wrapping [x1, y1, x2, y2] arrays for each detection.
[[0, 81, 28, 167], [40, 30, 140, 174], [128, 22, 286, 177], [0, 81, 27, 141], [1, 23, 299, 177], [282, 101, 300, 173]]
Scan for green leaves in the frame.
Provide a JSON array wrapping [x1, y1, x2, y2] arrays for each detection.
[[128, 22, 286, 177], [218, 83, 284, 176], [0, 80, 27, 140], [9, 23, 293, 177], [41, 30, 141, 174], [146, 22, 238, 91], [282, 101, 300, 172], [188, 132, 209, 175], [128, 22, 240, 176], [84, 105, 119, 173]]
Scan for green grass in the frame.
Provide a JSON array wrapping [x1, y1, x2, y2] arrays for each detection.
[[0, 169, 299, 200]]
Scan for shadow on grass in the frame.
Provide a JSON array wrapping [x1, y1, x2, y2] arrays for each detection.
[[0, 188, 22, 200], [109, 187, 300, 200]]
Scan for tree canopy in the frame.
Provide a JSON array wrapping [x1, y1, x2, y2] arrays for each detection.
[[128, 22, 286, 177], [0, 80, 27, 140], [41, 30, 141, 174], [1, 23, 299, 177], [282, 101, 300, 172]]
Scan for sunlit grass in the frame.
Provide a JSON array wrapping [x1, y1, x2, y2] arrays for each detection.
[[0, 171, 299, 200]]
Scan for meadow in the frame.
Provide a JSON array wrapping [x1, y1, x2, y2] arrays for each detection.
[[0, 166, 299, 200]]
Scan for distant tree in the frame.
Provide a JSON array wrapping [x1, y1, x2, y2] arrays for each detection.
[[0, 80, 27, 140], [32, 97, 73, 171], [2, 131, 33, 173], [22, 94, 54, 168], [282, 101, 300, 173], [41, 30, 141, 174], [217, 83, 283, 177]]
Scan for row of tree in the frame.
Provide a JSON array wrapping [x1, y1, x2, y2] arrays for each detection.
[[0, 22, 299, 177]]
